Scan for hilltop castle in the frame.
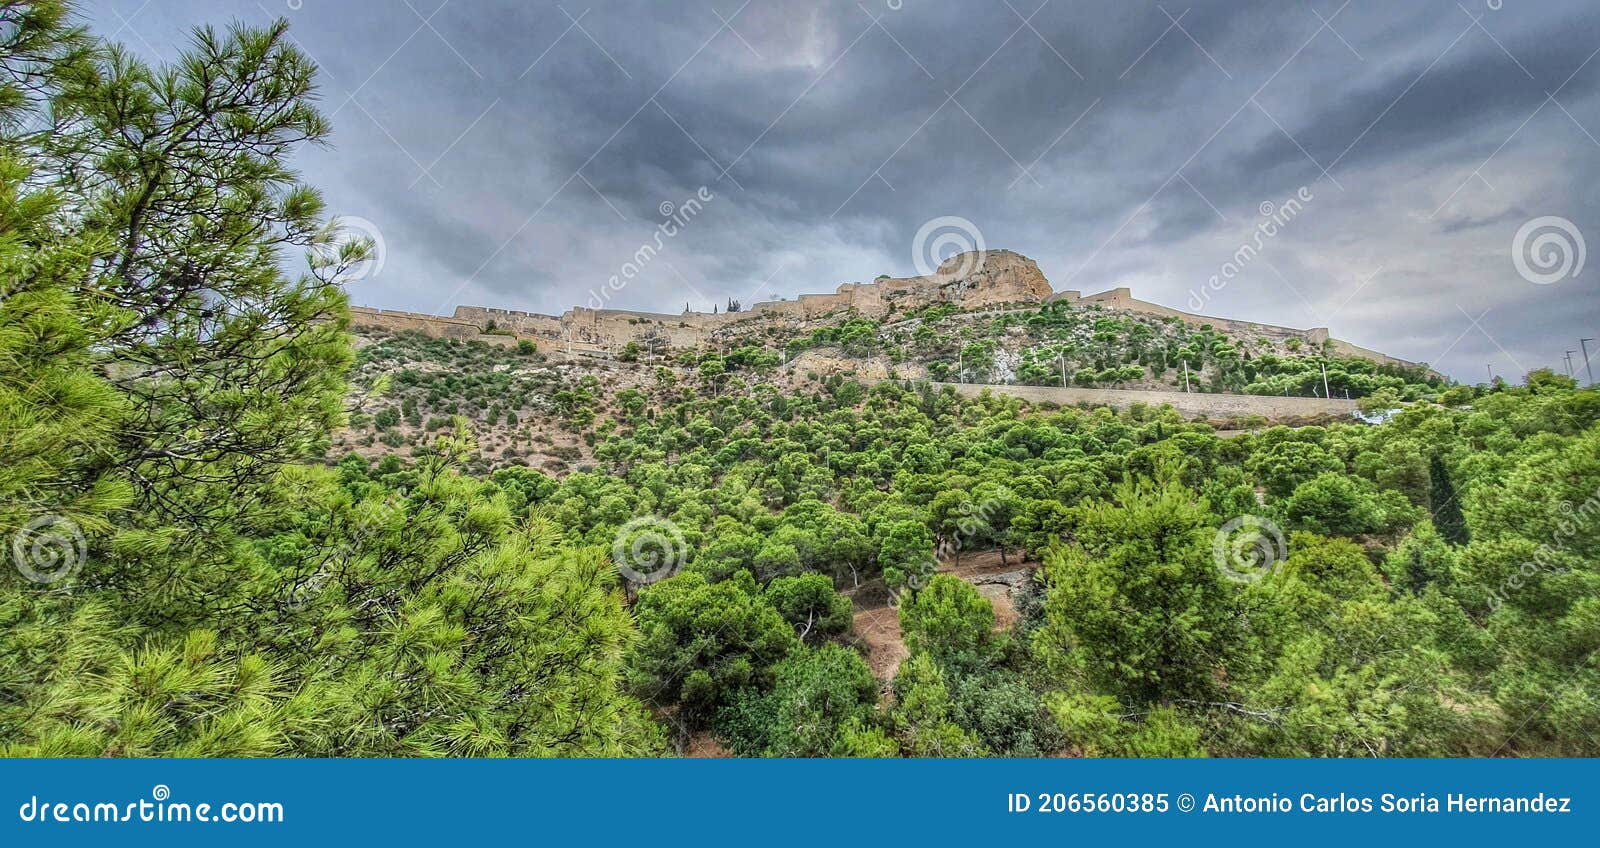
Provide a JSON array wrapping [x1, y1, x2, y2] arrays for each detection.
[[349, 249, 1415, 368]]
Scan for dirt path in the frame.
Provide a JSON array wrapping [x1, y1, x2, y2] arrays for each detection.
[[684, 550, 1037, 757], [846, 549, 1038, 683]]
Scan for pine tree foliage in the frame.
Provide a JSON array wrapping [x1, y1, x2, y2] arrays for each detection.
[[0, 3, 661, 758]]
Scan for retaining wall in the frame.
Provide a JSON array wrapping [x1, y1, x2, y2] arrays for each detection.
[[923, 381, 1360, 421]]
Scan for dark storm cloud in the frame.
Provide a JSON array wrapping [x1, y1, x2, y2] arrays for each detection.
[[89, 0, 1600, 380]]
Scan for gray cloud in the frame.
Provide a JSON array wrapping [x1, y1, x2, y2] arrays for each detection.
[[89, 0, 1600, 381]]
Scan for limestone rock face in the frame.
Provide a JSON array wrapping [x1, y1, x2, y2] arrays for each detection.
[[818, 249, 1053, 320], [942, 249, 1053, 306]]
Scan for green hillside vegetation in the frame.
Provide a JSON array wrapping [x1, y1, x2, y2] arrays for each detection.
[[3, 4, 1596, 758], [776, 302, 1446, 397]]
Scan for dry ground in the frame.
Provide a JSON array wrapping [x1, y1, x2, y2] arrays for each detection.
[[845, 549, 1037, 684]]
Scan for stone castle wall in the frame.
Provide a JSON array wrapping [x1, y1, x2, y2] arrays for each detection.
[[349, 249, 1422, 370], [347, 307, 517, 347], [1053, 287, 1415, 369], [357, 249, 1054, 352]]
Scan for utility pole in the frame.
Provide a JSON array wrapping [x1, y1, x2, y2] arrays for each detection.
[[1564, 350, 1577, 379], [958, 348, 963, 384], [1059, 352, 1067, 388], [1182, 360, 1191, 393], [1581, 338, 1596, 386], [1486, 364, 1493, 385], [1320, 360, 1331, 399]]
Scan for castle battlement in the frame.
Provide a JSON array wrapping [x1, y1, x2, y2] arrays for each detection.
[[351, 249, 1423, 369]]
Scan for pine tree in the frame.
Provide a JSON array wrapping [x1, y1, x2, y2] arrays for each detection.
[[0, 157, 132, 549], [2, 4, 664, 759], [1037, 477, 1234, 702]]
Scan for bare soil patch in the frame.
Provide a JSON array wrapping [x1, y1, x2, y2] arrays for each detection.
[[683, 732, 733, 759], [844, 549, 1039, 682], [852, 606, 908, 682]]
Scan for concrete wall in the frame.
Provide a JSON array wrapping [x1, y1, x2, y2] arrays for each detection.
[[924, 381, 1359, 421]]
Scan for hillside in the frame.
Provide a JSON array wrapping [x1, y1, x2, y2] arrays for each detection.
[[323, 325, 1600, 756], [322, 279, 1599, 759], [351, 249, 1441, 402], [336, 252, 1446, 475]]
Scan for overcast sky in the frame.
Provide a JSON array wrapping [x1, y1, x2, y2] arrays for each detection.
[[91, 0, 1600, 382]]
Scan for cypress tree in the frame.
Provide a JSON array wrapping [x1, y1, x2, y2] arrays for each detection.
[[1428, 453, 1470, 546]]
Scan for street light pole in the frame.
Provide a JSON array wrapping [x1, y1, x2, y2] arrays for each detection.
[[1582, 338, 1596, 386], [1564, 351, 1576, 379]]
